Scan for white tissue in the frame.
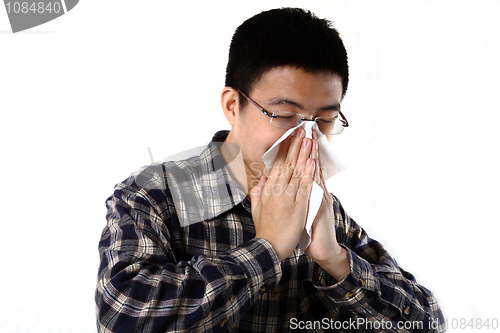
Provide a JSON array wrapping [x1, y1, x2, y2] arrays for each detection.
[[262, 122, 346, 252]]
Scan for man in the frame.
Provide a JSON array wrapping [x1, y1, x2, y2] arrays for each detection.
[[96, 8, 445, 332]]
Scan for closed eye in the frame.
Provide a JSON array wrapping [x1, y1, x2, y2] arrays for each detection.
[[276, 115, 294, 119]]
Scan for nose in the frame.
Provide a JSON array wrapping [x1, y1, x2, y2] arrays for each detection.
[[299, 117, 317, 123], [296, 121, 316, 139]]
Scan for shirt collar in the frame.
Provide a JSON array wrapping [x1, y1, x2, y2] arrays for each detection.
[[164, 130, 248, 227]]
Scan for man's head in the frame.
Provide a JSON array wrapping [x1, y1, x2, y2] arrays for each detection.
[[225, 7, 349, 110], [221, 8, 348, 187]]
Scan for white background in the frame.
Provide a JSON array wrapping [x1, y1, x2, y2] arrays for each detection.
[[1, 0, 499, 332]]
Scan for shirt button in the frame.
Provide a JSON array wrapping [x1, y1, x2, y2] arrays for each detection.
[[259, 285, 266, 294], [219, 318, 228, 327], [404, 306, 411, 315], [359, 279, 366, 287], [346, 291, 356, 299]]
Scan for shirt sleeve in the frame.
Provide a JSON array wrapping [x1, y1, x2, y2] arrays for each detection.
[[95, 172, 282, 333], [311, 194, 446, 333]]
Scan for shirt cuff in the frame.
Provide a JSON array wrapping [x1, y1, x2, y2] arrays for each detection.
[[313, 244, 380, 311], [226, 238, 282, 300]]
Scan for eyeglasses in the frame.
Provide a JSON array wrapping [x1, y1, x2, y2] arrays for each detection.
[[236, 89, 349, 135]]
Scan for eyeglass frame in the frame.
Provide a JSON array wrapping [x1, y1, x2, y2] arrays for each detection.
[[235, 89, 349, 134]]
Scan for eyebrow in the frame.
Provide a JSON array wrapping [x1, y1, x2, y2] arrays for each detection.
[[267, 97, 340, 112]]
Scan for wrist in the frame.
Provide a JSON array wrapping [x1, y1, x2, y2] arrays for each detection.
[[254, 235, 288, 262], [316, 245, 350, 282]]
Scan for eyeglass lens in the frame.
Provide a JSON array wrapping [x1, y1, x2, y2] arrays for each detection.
[[270, 111, 344, 135]]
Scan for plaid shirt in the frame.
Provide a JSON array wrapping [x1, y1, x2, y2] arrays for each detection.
[[96, 130, 445, 333]]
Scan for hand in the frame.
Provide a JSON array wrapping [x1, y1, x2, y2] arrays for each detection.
[[250, 127, 316, 261], [305, 131, 350, 281]]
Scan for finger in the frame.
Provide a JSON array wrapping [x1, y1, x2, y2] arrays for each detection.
[[311, 133, 319, 160], [309, 131, 319, 183], [268, 135, 292, 182], [293, 157, 315, 202], [286, 153, 314, 199], [290, 136, 313, 185], [317, 159, 330, 195], [273, 127, 306, 185], [313, 158, 321, 185], [249, 175, 267, 206]]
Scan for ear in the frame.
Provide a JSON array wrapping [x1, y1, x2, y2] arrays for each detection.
[[221, 87, 239, 127]]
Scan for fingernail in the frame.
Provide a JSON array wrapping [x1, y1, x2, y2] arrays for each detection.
[[302, 137, 309, 147], [307, 158, 314, 167], [284, 136, 291, 143]]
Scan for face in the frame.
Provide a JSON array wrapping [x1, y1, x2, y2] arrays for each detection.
[[222, 65, 343, 181]]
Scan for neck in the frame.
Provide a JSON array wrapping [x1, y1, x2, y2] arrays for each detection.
[[223, 131, 266, 201]]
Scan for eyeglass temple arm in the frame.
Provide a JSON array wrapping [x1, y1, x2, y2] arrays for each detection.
[[236, 89, 276, 118], [339, 111, 349, 127]]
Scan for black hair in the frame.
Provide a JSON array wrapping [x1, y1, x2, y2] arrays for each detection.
[[225, 7, 349, 110]]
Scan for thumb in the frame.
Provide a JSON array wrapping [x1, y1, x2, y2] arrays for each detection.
[[249, 175, 267, 206]]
